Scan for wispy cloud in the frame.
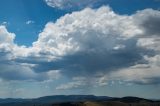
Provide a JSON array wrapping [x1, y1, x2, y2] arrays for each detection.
[[44, 0, 103, 9], [26, 20, 35, 25]]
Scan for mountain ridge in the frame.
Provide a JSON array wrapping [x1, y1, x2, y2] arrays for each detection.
[[0, 95, 159, 106], [0, 95, 111, 104]]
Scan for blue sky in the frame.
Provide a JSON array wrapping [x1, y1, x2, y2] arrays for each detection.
[[0, 0, 160, 99], [0, 0, 67, 46]]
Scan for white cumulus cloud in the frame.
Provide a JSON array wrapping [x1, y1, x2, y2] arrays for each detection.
[[0, 6, 160, 86]]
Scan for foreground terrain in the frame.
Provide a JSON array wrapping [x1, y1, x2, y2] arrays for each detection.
[[0, 95, 159, 106]]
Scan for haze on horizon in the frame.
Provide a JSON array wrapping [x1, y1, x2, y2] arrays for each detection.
[[0, 0, 160, 99]]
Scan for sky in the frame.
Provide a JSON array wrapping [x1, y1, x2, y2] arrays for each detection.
[[0, 0, 160, 99]]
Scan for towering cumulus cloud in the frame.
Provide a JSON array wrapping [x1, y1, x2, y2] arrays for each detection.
[[0, 6, 160, 87]]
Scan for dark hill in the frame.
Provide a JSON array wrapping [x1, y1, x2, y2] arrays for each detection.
[[33, 95, 111, 103], [110, 96, 154, 103]]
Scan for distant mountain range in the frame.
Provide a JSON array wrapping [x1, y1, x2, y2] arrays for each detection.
[[0, 95, 159, 106], [0, 95, 110, 103]]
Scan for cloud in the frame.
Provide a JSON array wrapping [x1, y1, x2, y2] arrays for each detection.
[[137, 37, 160, 51], [32, 6, 160, 85], [1, 22, 8, 26], [31, 7, 151, 75], [0, 6, 160, 86], [133, 9, 160, 37], [0, 61, 61, 81], [0, 63, 35, 81], [33, 6, 144, 57], [0, 26, 35, 81], [0, 26, 61, 82], [56, 77, 87, 90], [56, 76, 110, 90], [0, 26, 15, 46], [44, 0, 103, 9], [26, 20, 35, 25], [0, 26, 15, 62], [108, 55, 160, 85]]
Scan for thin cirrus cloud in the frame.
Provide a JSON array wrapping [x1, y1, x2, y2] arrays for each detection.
[[0, 6, 160, 87], [26, 20, 35, 25], [44, 0, 103, 9]]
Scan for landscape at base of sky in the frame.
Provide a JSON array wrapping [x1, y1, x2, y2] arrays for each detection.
[[0, 0, 160, 99]]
